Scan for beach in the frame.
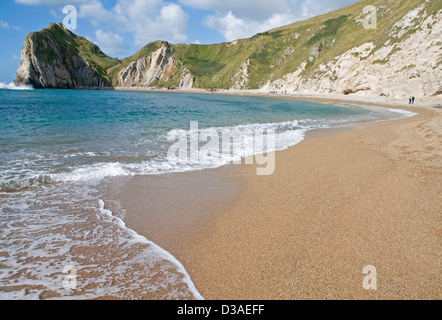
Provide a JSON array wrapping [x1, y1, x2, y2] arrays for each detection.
[[105, 93, 441, 300], [2, 0, 441, 301], [114, 86, 442, 108]]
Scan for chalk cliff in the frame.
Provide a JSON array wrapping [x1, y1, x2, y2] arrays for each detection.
[[15, 0, 441, 99], [261, 3, 442, 99]]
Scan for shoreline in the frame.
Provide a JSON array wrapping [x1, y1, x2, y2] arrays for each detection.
[[102, 94, 441, 299], [113, 86, 442, 110], [177, 104, 440, 299]]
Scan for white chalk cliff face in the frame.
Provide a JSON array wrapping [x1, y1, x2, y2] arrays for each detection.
[[14, 1, 440, 95], [117, 45, 194, 89], [231, 59, 250, 90], [261, 6, 442, 99], [179, 68, 195, 89]]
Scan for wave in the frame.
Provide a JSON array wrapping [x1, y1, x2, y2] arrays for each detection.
[[0, 120, 309, 191], [97, 199, 204, 300], [0, 107, 416, 192], [386, 108, 417, 117], [0, 181, 204, 300], [0, 82, 33, 90]]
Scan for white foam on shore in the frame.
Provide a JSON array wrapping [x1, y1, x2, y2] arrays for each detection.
[[98, 199, 204, 300], [1, 107, 414, 191], [52, 162, 131, 182], [0, 102, 419, 299], [0, 120, 309, 191], [386, 108, 418, 117], [0, 182, 205, 300], [0, 82, 33, 90]]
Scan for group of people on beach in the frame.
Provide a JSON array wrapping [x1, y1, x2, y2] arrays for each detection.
[[269, 90, 290, 95], [409, 96, 416, 104]]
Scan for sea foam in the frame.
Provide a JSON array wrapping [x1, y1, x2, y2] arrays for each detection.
[[0, 182, 204, 300], [0, 82, 33, 90], [0, 90, 418, 299], [0, 107, 414, 191]]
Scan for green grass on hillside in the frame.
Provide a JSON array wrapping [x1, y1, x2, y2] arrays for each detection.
[[29, 0, 441, 89]]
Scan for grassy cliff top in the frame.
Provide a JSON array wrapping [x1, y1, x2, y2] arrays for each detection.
[[26, 23, 119, 85], [25, 0, 440, 88]]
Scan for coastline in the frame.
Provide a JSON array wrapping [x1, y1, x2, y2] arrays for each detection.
[[104, 93, 441, 300], [182, 103, 441, 300], [101, 89, 442, 300], [113, 86, 442, 110]]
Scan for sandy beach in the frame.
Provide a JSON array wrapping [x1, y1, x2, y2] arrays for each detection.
[[114, 86, 442, 109], [104, 92, 441, 300]]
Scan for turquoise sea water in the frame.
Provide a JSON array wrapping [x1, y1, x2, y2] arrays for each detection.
[[0, 88, 414, 299]]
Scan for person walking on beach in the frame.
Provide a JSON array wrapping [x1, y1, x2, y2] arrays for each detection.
[[412, 96, 415, 104], [409, 97, 412, 104]]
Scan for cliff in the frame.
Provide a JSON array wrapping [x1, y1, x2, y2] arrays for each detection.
[[15, 0, 441, 98], [261, 1, 442, 99], [16, 23, 118, 89]]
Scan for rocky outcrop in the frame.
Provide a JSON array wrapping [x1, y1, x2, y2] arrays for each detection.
[[261, 6, 442, 99], [117, 45, 176, 87], [230, 59, 250, 89], [15, 24, 111, 89], [116, 45, 195, 89], [179, 68, 195, 89], [14, 1, 441, 96]]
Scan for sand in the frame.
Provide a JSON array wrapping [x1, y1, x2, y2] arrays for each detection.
[[114, 86, 442, 109], [105, 92, 441, 300]]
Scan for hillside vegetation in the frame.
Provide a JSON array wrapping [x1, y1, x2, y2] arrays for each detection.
[[16, 0, 442, 97]]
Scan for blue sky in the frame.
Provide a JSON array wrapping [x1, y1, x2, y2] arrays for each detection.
[[0, 0, 359, 83]]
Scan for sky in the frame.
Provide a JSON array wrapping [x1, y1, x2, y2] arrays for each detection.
[[0, 0, 360, 83]]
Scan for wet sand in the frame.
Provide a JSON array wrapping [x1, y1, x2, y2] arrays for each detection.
[[102, 168, 242, 258], [104, 97, 441, 300]]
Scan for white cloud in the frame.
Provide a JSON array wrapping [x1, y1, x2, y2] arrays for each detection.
[[204, 11, 295, 41], [14, 0, 359, 50], [79, 0, 189, 45], [0, 19, 22, 31], [16, 0, 190, 54], [14, 0, 88, 5], [93, 29, 128, 56], [180, 0, 291, 20], [79, 1, 124, 28], [180, 0, 358, 41], [181, 0, 295, 41], [294, 0, 357, 19], [49, 9, 59, 18]]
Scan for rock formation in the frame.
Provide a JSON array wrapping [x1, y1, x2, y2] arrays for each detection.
[[16, 23, 114, 89], [15, 0, 441, 99]]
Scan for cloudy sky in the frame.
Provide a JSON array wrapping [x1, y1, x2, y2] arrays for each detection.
[[0, 0, 359, 82]]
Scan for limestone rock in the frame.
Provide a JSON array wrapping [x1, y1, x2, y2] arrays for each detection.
[[261, 8, 442, 99], [15, 24, 109, 89]]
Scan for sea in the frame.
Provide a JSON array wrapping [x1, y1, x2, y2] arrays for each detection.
[[0, 84, 415, 300]]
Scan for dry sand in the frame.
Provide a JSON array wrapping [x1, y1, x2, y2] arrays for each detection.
[[107, 92, 441, 300], [114, 86, 442, 109], [179, 104, 441, 300]]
